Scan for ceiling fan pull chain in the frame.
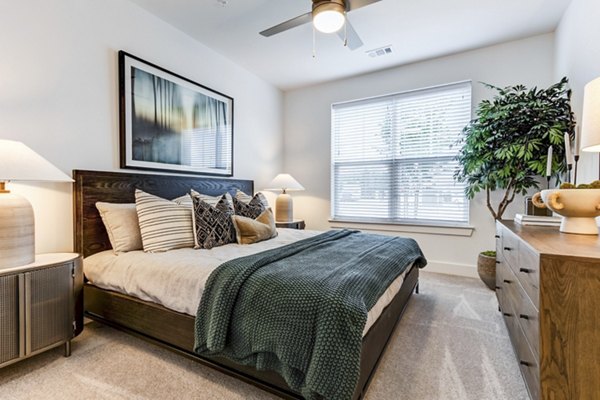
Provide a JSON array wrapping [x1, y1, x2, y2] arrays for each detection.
[[312, 25, 317, 58], [344, 18, 348, 47]]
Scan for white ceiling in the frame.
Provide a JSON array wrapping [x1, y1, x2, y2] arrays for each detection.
[[130, 0, 571, 90]]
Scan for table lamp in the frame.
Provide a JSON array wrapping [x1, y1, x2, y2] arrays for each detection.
[[581, 76, 600, 178], [266, 173, 305, 222], [0, 140, 74, 269]]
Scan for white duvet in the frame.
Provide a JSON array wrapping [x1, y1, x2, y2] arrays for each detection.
[[84, 229, 410, 336]]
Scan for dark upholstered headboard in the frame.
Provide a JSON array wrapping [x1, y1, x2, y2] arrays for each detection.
[[73, 170, 253, 258]]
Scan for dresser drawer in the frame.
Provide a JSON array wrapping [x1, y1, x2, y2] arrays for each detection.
[[503, 301, 539, 400], [495, 257, 510, 312], [501, 231, 519, 270], [516, 243, 540, 309], [499, 262, 540, 359], [514, 323, 540, 400], [513, 277, 539, 360]]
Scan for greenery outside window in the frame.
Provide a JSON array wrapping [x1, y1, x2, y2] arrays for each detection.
[[331, 81, 472, 225]]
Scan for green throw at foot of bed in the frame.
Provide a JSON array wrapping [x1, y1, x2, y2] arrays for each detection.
[[194, 229, 427, 400]]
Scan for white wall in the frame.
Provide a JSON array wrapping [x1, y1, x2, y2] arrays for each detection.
[[283, 34, 556, 277], [555, 0, 600, 184], [0, 0, 283, 254]]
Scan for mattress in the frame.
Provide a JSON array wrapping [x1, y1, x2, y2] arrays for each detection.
[[84, 229, 412, 337]]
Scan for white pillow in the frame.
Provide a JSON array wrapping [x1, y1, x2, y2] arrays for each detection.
[[95, 202, 143, 253], [135, 190, 195, 252]]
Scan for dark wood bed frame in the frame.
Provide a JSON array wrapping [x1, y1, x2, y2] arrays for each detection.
[[74, 169, 419, 400]]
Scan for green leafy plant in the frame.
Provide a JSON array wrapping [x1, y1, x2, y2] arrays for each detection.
[[455, 77, 576, 220], [480, 250, 496, 257]]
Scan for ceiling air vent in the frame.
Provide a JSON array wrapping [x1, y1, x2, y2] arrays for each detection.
[[366, 45, 393, 58]]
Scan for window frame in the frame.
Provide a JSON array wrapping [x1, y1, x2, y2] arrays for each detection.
[[330, 81, 472, 228]]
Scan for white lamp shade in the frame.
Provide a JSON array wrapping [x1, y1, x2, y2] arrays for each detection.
[[0, 140, 73, 182], [581, 77, 600, 153], [266, 173, 305, 192]]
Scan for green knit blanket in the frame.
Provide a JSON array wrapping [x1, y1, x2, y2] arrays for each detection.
[[194, 230, 426, 400]]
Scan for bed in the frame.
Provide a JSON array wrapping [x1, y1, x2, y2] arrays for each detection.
[[74, 169, 423, 400]]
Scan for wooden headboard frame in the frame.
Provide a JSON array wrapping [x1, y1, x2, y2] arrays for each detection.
[[73, 170, 253, 258]]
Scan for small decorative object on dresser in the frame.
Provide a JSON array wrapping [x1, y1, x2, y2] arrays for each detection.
[[0, 253, 83, 368], [275, 219, 306, 230], [532, 187, 600, 234], [0, 140, 74, 269], [266, 173, 305, 222], [496, 220, 600, 400]]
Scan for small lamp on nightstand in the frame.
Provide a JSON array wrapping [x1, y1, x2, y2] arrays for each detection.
[[266, 173, 305, 222], [0, 140, 73, 269]]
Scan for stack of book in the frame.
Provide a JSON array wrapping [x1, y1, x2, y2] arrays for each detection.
[[514, 213, 561, 226]]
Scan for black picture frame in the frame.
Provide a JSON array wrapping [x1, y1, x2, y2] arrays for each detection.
[[119, 51, 234, 176]]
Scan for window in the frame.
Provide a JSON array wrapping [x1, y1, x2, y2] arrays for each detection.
[[331, 81, 471, 225]]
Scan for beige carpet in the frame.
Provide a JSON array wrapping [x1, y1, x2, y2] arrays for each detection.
[[0, 272, 529, 400]]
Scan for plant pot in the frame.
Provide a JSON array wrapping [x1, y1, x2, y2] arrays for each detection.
[[477, 252, 496, 290]]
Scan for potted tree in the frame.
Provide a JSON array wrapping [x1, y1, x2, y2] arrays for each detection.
[[455, 77, 576, 289]]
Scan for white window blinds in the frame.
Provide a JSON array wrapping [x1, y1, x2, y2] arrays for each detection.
[[331, 81, 472, 225]]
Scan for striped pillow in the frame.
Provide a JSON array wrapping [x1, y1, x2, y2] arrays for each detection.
[[135, 189, 195, 252]]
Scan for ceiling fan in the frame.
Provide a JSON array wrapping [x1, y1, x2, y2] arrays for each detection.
[[259, 0, 382, 51]]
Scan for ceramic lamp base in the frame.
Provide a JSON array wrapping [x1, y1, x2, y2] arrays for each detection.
[[275, 193, 293, 222], [0, 192, 35, 269], [560, 217, 599, 235]]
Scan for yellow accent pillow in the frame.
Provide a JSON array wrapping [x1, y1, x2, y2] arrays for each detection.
[[231, 208, 278, 245]]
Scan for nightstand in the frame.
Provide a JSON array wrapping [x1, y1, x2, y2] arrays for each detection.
[[0, 253, 83, 368], [275, 219, 305, 230]]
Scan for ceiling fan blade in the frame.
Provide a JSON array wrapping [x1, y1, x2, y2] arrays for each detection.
[[259, 12, 313, 37], [337, 19, 364, 50], [346, 0, 382, 11]]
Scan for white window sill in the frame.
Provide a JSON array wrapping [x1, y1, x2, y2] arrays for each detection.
[[328, 219, 475, 237]]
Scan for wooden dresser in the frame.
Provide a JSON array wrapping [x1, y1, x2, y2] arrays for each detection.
[[496, 221, 600, 400]]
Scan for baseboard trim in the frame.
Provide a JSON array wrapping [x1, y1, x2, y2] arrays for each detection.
[[423, 261, 478, 278]]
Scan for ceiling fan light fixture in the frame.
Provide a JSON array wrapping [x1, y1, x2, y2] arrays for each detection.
[[312, 2, 346, 34]]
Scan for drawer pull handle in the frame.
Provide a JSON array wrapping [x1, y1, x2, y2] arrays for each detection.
[[496, 261, 501, 264], [495, 286, 501, 290], [495, 235, 500, 239], [519, 268, 533, 273], [520, 361, 533, 367], [503, 312, 512, 317], [504, 247, 512, 251], [519, 314, 529, 320], [503, 279, 512, 284]]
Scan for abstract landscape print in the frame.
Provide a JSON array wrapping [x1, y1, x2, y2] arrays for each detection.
[[119, 51, 233, 176]]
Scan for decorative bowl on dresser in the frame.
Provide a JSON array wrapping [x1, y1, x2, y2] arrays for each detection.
[[495, 221, 600, 400], [0, 253, 83, 368]]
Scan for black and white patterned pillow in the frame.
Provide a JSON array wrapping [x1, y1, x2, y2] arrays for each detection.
[[233, 194, 268, 219], [192, 194, 236, 250], [235, 190, 269, 208]]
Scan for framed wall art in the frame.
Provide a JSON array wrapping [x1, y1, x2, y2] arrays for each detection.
[[119, 51, 233, 176]]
